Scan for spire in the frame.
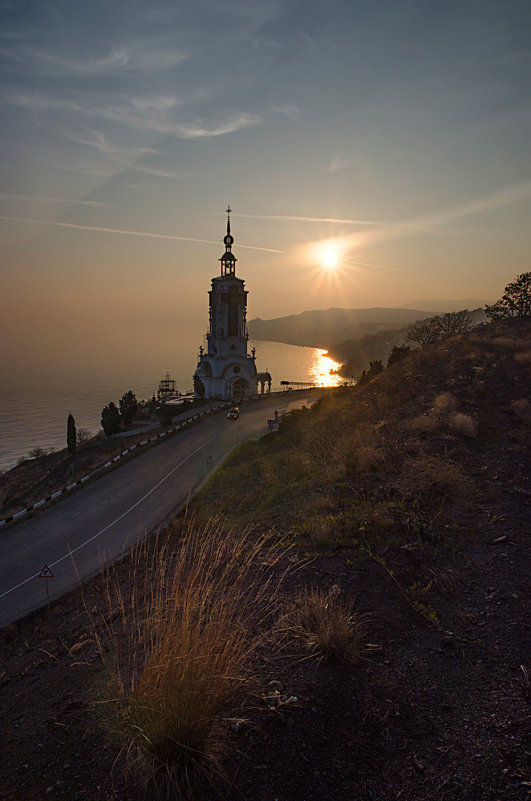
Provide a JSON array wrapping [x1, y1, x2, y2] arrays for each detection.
[[224, 205, 234, 248], [220, 204, 237, 276]]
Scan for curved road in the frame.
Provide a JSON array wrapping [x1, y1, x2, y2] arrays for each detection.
[[0, 393, 317, 628]]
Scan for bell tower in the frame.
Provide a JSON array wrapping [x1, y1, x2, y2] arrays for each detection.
[[193, 208, 258, 401]]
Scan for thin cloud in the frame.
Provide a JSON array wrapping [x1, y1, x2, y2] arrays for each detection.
[[1, 43, 187, 75], [70, 132, 183, 178], [299, 180, 531, 271], [72, 131, 160, 160], [0, 215, 284, 253], [131, 165, 184, 179], [4, 91, 181, 130], [38, 47, 130, 74], [175, 113, 261, 139], [236, 212, 389, 225], [241, 183, 531, 243], [271, 103, 300, 117], [356, 180, 531, 249], [3, 91, 259, 140], [0, 192, 109, 207], [325, 153, 351, 173]]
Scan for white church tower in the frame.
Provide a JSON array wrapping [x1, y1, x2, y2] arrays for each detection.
[[193, 208, 261, 401]]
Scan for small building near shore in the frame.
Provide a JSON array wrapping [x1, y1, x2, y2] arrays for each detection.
[[157, 372, 179, 402], [193, 209, 265, 401]]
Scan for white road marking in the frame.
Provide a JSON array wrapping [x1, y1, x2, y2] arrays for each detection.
[[0, 427, 228, 600]]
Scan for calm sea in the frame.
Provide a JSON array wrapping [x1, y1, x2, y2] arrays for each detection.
[[0, 340, 341, 471]]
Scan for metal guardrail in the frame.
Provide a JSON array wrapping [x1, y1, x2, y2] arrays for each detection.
[[0, 389, 321, 530], [0, 405, 227, 529]]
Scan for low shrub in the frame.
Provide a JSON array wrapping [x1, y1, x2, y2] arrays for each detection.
[[448, 412, 478, 438], [282, 585, 367, 663], [408, 412, 441, 434], [513, 349, 531, 363], [433, 392, 458, 412], [398, 454, 473, 503]]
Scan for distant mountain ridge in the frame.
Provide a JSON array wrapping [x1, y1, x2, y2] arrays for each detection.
[[248, 306, 445, 348], [399, 298, 489, 313]]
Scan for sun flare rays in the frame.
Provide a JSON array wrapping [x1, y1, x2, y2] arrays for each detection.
[[310, 236, 351, 274]]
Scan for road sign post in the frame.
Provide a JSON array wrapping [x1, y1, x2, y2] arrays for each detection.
[[39, 565, 54, 606]]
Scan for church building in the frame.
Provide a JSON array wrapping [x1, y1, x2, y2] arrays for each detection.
[[194, 209, 269, 401]]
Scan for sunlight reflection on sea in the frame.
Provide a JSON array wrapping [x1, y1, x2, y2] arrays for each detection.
[[0, 341, 342, 471]]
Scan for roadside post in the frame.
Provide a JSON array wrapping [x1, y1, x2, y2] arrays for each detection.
[[39, 564, 54, 608]]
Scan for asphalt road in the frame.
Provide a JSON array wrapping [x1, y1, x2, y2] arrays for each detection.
[[0, 393, 318, 628]]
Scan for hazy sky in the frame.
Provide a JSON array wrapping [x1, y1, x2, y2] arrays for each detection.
[[1, 0, 530, 360]]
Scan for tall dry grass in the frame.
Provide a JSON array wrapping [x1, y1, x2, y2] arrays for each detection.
[[91, 517, 288, 797], [281, 585, 367, 663]]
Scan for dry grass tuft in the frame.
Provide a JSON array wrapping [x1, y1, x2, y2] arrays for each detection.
[[91, 517, 287, 798], [408, 412, 441, 434], [398, 454, 473, 501], [282, 585, 367, 663], [434, 392, 458, 412], [513, 350, 531, 363], [302, 514, 339, 545], [511, 398, 530, 420], [448, 412, 478, 438]]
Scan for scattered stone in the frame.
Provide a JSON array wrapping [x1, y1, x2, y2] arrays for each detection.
[[68, 639, 95, 656], [412, 756, 425, 772]]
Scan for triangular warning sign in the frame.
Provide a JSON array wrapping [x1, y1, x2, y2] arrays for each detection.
[[39, 564, 54, 578]]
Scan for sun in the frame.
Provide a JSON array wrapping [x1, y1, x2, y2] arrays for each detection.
[[321, 248, 339, 271], [313, 240, 343, 272]]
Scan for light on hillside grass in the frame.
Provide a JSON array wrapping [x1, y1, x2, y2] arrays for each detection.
[[90, 517, 289, 798], [280, 585, 367, 663]]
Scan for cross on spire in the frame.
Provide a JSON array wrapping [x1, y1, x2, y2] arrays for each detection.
[[221, 205, 236, 275]]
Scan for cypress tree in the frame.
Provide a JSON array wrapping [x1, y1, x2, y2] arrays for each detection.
[[67, 413, 76, 457]]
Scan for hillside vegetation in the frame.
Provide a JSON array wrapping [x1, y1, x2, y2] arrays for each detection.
[[197, 318, 529, 536], [1, 318, 529, 801]]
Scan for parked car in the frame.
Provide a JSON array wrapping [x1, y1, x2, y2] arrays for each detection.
[[227, 407, 239, 420]]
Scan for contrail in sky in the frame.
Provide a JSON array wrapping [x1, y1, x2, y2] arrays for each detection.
[[0, 215, 284, 253], [355, 180, 531, 248], [0, 192, 109, 207], [240, 180, 531, 242], [233, 212, 389, 226]]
